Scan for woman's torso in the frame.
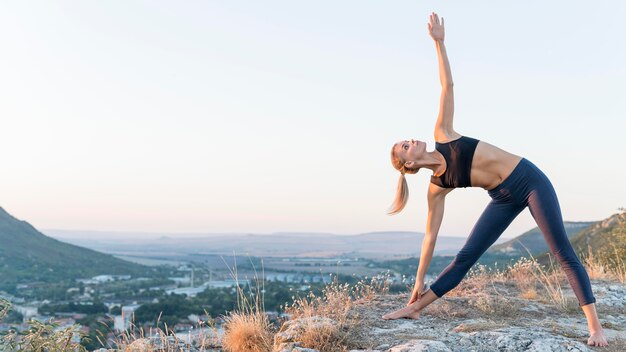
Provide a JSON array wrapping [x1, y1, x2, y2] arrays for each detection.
[[434, 135, 522, 191]]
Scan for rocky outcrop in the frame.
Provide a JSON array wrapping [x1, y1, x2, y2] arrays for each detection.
[[266, 280, 626, 352]]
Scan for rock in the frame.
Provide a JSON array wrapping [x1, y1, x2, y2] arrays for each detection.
[[462, 327, 592, 352], [123, 336, 198, 352], [273, 316, 336, 352], [388, 340, 452, 352], [274, 342, 299, 352]]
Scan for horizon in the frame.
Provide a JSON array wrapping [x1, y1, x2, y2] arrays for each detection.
[[41, 215, 603, 240], [1, 1, 624, 239]]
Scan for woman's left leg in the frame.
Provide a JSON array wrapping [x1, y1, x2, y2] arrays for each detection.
[[525, 167, 595, 306], [525, 163, 608, 346]]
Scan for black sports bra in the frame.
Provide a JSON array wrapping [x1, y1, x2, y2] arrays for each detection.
[[430, 136, 480, 188]]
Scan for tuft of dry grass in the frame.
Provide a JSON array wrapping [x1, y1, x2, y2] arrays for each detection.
[[284, 275, 389, 352], [222, 311, 272, 352], [470, 292, 521, 316], [446, 264, 492, 298], [440, 264, 522, 316], [353, 272, 391, 302], [507, 257, 540, 299], [423, 299, 469, 319], [285, 282, 354, 351], [221, 258, 274, 352], [528, 254, 568, 310], [516, 253, 582, 312], [581, 241, 626, 284], [583, 246, 612, 280], [298, 317, 347, 352], [519, 288, 538, 300], [1, 298, 86, 352]]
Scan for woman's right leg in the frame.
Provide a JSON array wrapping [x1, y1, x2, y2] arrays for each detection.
[[382, 197, 525, 320], [429, 198, 525, 297]]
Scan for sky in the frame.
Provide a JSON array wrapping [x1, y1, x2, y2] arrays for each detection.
[[0, 1, 624, 239]]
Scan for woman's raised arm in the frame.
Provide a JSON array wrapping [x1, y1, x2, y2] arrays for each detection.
[[428, 12, 458, 142]]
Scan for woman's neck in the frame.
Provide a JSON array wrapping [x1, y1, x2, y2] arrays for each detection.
[[418, 150, 446, 177]]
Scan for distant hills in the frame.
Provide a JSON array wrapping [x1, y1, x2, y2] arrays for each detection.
[[0, 207, 149, 290], [487, 221, 596, 256], [45, 230, 471, 260]]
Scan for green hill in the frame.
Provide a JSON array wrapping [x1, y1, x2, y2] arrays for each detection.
[[488, 221, 596, 256], [0, 207, 149, 290], [533, 211, 626, 267], [569, 212, 626, 256]]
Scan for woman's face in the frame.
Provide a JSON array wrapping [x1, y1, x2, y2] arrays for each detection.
[[394, 139, 427, 164]]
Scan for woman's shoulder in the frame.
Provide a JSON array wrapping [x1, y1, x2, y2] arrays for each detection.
[[434, 129, 463, 144]]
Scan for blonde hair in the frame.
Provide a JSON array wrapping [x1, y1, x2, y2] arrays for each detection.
[[388, 144, 419, 215]]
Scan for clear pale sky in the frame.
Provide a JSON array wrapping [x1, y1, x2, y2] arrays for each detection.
[[1, 1, 624, 239]]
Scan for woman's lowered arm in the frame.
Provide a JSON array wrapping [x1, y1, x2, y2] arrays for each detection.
[[408, 183, 453, 305], [416, 183, 452, 281]]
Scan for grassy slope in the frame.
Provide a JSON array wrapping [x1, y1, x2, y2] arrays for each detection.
[[536, 211, 626, 265], [0, 207, 149, 288]]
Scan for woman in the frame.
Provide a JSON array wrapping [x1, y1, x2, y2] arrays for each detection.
[[381, 12, 608, 347]]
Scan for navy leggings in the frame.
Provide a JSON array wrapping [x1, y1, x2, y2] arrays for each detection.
[[428, 158, 596, 306]]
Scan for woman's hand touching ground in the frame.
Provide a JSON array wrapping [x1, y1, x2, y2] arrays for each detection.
[[428, 12, 445, 42], [407, 278, 425, 306]]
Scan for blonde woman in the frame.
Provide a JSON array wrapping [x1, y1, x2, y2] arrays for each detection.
[[382, 12, 608, 347]]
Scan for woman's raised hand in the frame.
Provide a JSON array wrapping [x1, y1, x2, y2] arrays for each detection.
[[428, 12, 445, 42]]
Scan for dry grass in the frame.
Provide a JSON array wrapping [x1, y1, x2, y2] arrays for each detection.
[[581, 243, 626, 284], [581, 211, 626, 284], [298, 318, 347, 352], [444, 264, 519, 316], [221, 259, 274, 352], [1, 298, 86, 352], [470, 292, 521, 316], [519, 288, 539, 300], [442, 256, 583, 314], [0, 298, 9, 321], [285, 282, 354, 351], [507, 257, 540, 299], [423, 299, 469, 319], [284, 275, 389, 352], [353, 272, 391, 302], [583, 246, 612, 280], [446, 264, 492, 298], [108, 317, 215, 351], [528, 255, 570, 311], [222, 311, 272, 352]]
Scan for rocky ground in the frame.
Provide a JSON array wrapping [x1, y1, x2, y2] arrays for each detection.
[[274, 280, 626, 352], [97, 280, 626, 351]]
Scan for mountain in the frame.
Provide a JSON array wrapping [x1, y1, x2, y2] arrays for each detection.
[[487, 221, 596, 256], [0, 207, 149, 290]]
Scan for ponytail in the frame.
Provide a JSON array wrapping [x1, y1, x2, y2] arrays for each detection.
[[387, 173, 409, 215]]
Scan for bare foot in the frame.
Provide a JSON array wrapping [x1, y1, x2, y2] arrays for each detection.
[[587, 330, 608, 347], [382, 304, 421, 320]]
